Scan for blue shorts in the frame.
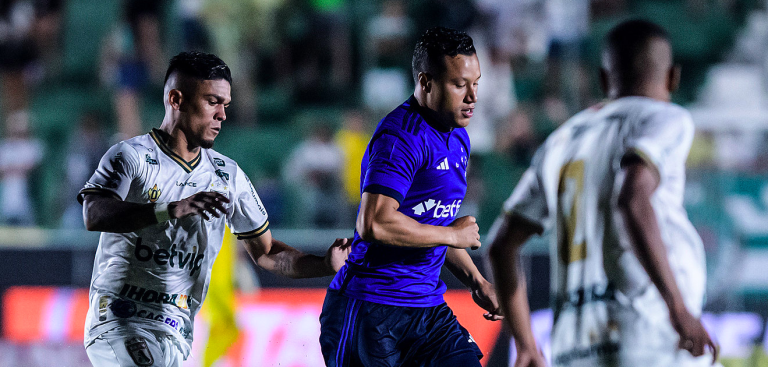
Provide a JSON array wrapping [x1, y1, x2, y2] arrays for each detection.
[[319, 289, 483, 367]]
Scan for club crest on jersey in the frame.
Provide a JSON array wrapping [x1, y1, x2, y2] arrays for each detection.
[[216, 169, 229, 181], [125, 337, 154, 366], [110, 298, 138, 318], [214, 158, 225, 167], [145, 154, 158, 165], [147, 184, 161, 203]]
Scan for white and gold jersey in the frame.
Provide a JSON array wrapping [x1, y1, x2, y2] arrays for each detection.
[[504, 97, 708, 366], [79, 129, 269, 356]]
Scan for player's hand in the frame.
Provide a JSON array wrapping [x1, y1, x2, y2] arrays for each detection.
[[513, 347, 547, 367], [471, 279, 504, 321], [449, 216, 481, 250], [169, 192, 230, 220], [671, 307, 718, 363], [324, 237, 352, 273]]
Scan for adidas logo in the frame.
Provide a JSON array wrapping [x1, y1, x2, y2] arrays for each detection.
[[436, 158, 450, 170]]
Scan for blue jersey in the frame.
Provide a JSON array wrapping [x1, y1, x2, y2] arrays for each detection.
[[329, 96, 470, 307]]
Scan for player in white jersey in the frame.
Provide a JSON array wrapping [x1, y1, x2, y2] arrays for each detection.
[[487, 20, 719, 367], [79, 52, 350, 367]]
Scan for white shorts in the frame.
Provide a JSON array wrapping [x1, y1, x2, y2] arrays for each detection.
[[551, 287, 719, 367], [85, 325, 185, 367]]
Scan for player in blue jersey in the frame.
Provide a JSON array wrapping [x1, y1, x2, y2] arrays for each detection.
[[319, 27, 502, 367]]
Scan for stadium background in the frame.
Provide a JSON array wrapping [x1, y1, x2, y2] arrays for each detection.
[[1, 0, 768, 366]]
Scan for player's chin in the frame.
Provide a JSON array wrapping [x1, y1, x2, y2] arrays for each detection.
[[200, 139, 215, 149], [453, 115, 471, 128]]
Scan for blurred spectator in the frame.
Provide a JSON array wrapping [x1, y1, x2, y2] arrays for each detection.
[[410, 0, 478, 33], [0, 0, 36, 119], [30, 0, 62, 78], [335, 110, 369, 221], [282, 122, 345, 228], [60, 111, 109, 228], [276, 0, 352, 103], [365, 0, 414, 69], [100, 0, 166, 139], [0, 111, 44, 226], [361, 0, 413, 112], [200, 0, 284, 124], [177, 0, 211, 52], [544, 0, 590, 111], [495, 106, 537, 165]]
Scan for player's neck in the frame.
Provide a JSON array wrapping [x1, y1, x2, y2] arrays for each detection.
[[612, 86, 671, 102], [157, 124, 201, 161]]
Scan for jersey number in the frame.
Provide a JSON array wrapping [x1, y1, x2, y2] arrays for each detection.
[[558, 160, 586, 263]]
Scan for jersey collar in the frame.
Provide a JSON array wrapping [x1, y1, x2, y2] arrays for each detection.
[[149, 128, 202, 173]]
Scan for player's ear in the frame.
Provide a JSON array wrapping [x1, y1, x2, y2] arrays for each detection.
[[667, 64, 681, 94], [418, 72, 432, 93], [168, 89, 183, 110]]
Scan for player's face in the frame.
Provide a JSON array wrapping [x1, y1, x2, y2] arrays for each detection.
[[181, 79, 231, 149], [432, 54, 480, 129]]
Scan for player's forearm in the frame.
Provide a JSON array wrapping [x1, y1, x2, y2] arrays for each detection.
[[489, 215, 538, 350], [83, 195, 158, 233], [255, 240, 334, 278], [445, 247, 486, 289], [618, 186, 687, 314]]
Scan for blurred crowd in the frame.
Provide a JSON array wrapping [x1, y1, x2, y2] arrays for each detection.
[[0, 0, 763, 230]]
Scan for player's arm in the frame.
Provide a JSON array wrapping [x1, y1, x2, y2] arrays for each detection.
[[617, 155, 716, 360], [356, 192, 480, 249], [444, 247, 503, 320], [240, 229, 350, 278], [82, 191, 230, 233], [488, 214, 546, 366]]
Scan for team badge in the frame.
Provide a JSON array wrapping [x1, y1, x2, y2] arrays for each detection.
[[125, 337, 154, 366], [147, 184, 161, 203], [214, 158, 225, 167], [145, 154, 158, 165], [110, 299, 137, 318]]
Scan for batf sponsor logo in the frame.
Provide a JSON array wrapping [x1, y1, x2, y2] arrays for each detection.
[[412, 199, 462, 218]]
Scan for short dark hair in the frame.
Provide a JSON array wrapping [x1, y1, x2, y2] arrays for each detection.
[[604, 19, 670, 87], [164, 51, 232, 85], [412, 27, 476, 83]]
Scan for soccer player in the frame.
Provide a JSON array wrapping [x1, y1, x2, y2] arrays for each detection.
[[488, 20, 719, 367], [319, 27, 501, 367], [79, 51, 350, 367]]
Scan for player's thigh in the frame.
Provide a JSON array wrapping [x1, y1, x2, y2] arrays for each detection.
[[420, 305, 482, 367], [86, 326, 181, 367], [319, 290, 365, 367]]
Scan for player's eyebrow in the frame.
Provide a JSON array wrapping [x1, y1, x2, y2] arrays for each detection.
[[203, 94, 230, 103]]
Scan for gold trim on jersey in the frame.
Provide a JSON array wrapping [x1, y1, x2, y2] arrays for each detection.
[[235, 221, 270, 239], [149, 129, 202, 173]]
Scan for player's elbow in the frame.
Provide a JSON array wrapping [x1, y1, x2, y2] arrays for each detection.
[[356, 214, 385, 243], [82, 203, 102, 232]]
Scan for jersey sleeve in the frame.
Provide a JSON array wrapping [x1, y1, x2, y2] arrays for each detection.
[[623, 106, 694, 177], [228, 165, 269, 239], [362, 131, 424, 203], [78, 142, 141, 203], [502, 149, 549, 234]]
